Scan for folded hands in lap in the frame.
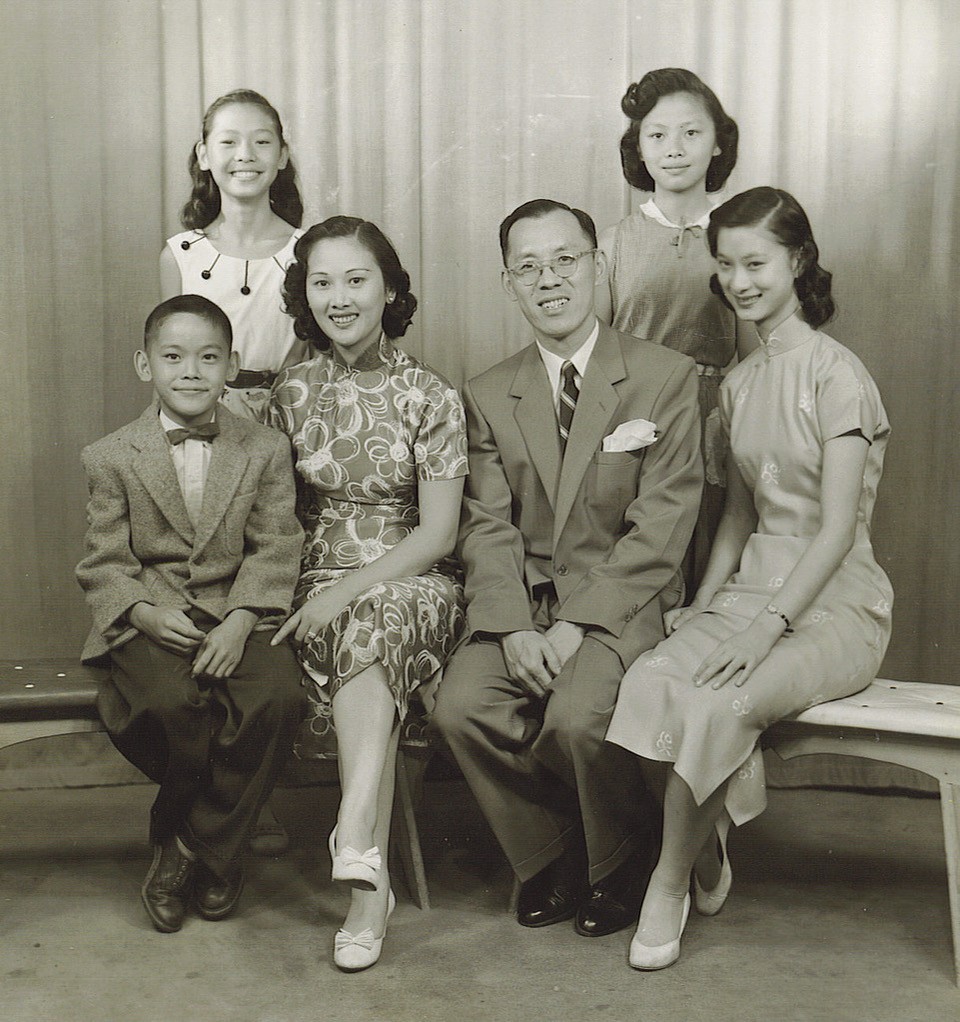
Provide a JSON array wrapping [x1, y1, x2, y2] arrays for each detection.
[[501, 621, 585, 699]]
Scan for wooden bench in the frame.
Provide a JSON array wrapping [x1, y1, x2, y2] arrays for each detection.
[[0, 658, 433, 910], [765, 679, 960, 985]]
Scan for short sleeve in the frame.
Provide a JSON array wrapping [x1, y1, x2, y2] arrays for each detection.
[[413, 373, 468, 482], [816, 358, 884, 444], [718, 376, 735, 439], [268, 367, 309, 437]]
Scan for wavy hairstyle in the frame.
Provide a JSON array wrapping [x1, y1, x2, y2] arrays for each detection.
[[180, 90, 303, 230], [619, 68, 738, 193], [282, 217, 418, 351], [706, 187, 835, 328]]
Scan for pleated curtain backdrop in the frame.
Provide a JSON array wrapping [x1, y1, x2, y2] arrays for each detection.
[[3, 0, 959, 711]]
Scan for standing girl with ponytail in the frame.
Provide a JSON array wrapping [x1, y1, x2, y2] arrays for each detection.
[[162, 90, 306, 422]]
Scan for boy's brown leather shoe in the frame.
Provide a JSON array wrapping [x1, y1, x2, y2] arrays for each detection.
[[141, 838, 195, 933], [195, 861, 245, 921]]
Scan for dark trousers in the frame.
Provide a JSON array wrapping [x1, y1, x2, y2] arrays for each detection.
[[100, 623, 304, 874], [433, 633, 657, 886]]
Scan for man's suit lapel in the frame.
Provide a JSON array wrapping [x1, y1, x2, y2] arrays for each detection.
[[511, 345, 561, 512], [130, 407, 195, 545], [194, 411, 248, 555], [553, 324, 626, 544]]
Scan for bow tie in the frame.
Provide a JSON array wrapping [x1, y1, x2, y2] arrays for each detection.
[[166, 422, 219, 445]]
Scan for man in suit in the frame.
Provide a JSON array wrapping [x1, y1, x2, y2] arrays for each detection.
[[433, 199, 702, 937], [76, 294, 305, 933]]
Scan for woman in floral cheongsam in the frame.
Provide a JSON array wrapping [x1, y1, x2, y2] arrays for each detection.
[[607, 189, 892, 971], [269, 217, 467, 971]]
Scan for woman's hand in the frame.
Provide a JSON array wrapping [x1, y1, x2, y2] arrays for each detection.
[[692, 615, 784, 690], [664, 602, 707, 634], [271, 587, 354, 646]]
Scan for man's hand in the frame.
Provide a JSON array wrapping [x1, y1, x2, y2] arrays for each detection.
[[500, 630, 561, 699], [544, 620, 585, 670], [192, 609, 258, 678], [128, 602, 204, 655]]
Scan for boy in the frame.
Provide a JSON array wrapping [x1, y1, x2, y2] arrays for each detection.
[[76, 294, 305, 933]]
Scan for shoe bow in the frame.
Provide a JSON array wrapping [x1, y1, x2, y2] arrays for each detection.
[[338, 846, 382, 871], [335, 927, 376, 952]]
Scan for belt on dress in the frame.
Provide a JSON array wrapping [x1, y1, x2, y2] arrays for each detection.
[[226, 369, 278, 389]]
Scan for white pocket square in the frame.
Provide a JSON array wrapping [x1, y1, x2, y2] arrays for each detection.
[[602, 418, 660, 453]]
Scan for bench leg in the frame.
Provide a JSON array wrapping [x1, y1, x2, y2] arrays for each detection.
[[508, 876, 521, 916], [940, 780, 960, 986], [393, 749, 430, 911]]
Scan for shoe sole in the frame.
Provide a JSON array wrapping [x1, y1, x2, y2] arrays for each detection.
[[332, 875, 378, 892], [573, 915, 637, 937], [517, 906, 579, 928]]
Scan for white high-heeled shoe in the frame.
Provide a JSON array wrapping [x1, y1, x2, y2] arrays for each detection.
[[329, 825, 381, 892], [333, 889, 396, 972], [628, 893, 690, 971], [693, 813, 732, 916]]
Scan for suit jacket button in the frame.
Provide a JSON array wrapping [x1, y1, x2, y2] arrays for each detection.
[[557, 564, 568, 577]]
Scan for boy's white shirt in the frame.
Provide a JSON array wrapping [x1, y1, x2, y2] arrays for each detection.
[[158, 408, 214, 527]]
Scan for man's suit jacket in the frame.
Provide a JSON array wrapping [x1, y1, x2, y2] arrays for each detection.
[[458, 320, 703, 666], [77, 404, 304, 663]]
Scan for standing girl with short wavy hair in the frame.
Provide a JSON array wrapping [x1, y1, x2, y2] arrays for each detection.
[[598, 68, 742, 592]]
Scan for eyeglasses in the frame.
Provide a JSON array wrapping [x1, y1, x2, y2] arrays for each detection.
[[506, 249, 597, 286]]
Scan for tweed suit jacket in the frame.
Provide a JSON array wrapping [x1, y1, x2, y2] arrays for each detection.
[[458, 320, 703, 667], [77, 404, 304, 663]]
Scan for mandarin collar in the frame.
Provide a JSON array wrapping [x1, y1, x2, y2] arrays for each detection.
[[758, 311, 816, 357], [330, 333, 399, 372]]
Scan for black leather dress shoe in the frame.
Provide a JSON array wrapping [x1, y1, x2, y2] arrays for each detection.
[[518, 875, 582, 927], [517, 850, 586, 928], [574, 852, 649, 937], [141, 839, 195, 933], [195, 861, 245, 921]]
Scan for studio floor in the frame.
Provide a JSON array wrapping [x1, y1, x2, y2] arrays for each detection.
[[1, 768, 957, 1022]]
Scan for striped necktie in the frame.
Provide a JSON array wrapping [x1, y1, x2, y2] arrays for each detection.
[[558, 360, 579, 452]]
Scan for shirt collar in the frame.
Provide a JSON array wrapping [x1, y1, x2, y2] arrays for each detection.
[[159, 408, 217, 433], [641, 197, 715, 231], [536, 319, 600, 380]]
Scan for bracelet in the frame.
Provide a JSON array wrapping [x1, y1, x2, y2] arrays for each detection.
[[764, 604, 792, 632]]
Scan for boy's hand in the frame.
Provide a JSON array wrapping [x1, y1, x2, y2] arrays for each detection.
[[192, 609, 258, 679], [129, 603, 205, 654]]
